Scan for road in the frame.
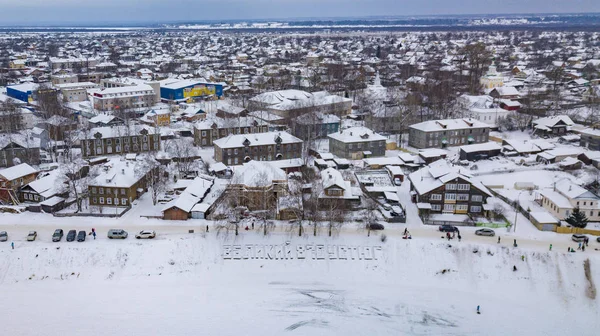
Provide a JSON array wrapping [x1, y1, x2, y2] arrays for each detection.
[[0, 214, 597, 254]]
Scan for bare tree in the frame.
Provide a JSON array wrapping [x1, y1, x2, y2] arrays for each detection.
[[136, 154, 167, 206], [58, 159, 96, 213]]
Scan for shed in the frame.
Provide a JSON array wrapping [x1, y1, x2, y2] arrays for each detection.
[[191, 203, 210, 219], [459, 142, 502, 161]]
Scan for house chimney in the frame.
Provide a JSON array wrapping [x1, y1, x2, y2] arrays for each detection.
[[121, 169, 125, 174]]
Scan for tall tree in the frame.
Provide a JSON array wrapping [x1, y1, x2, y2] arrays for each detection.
[[566, 207, 589, 228]]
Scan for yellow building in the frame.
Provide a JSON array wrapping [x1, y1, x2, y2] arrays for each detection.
[[480, 65, 504, 89], [9, 59, 26, 69]]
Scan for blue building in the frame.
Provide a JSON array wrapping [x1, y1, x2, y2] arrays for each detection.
[[160, 79, 224, 102], [6, 82, 38, 103]]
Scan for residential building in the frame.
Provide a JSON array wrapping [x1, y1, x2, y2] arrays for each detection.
[[216, 103, 248, 118], [100, 77, 161, 103], [532, 116, 574, 136], [292, 112, 340, 140], [54, 82, 98, 102], [90, 84, 157, 111], [319, 167, 360, 208], [0, 163, 38, 204], [45, 115, 78, 141], [193, 117, 268, 147], [408, 160, 492, 217], [140, 109, 171, 126], [537, 179, 600, 222], [489, 86, 520, 100], [328, 126, 386, 159], [249, 89, 352, 119], [0, 133, 41, 167], [49, 57, 98, 71], [213, 131, 303, 165], [408, 118, 490, 149], [226, 161, 288, 211], [19, 171, 67, 204], [87, 159, 155, 207], [80, 125, 160, 158], [577, 127, 600, 150]]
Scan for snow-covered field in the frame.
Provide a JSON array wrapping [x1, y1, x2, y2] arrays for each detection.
[[1, 228, 599, 335]]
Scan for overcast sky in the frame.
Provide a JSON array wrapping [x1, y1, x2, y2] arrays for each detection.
[[0, 0, 598, 25]]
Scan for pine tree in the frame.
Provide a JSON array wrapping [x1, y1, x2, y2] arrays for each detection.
[[376, 45, 381, 59], [566, 207, 588, 228]]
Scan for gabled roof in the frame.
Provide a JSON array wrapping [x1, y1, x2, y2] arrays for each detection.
[[408, 160, 491, 197], [0, 163, 37, 181]]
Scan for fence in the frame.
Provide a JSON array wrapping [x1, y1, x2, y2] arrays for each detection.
[[53, 206, 132, 218], [475, 222, 510, 229], [422, 219, 475, 227], [556, 226, 600, 236]]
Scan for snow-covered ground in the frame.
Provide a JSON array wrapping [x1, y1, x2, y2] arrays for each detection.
[[1, 222, 600, 335]]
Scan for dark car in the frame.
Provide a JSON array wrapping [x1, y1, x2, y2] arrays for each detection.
[[439, 225, 457, 232], [571, 234, 587, 242], [367, 223, 385, 230], [77, 230, 86, 242], [52, 229, 64, 242], [66, 230, 77, 242]]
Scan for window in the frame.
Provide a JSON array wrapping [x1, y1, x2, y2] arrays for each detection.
[[121, 198, 127, 205], [107, 197, 112, 205], [99, 197, 104, 204], [92, 187, 97, 194], [234, 149, 238, 155], [92, 197, 97, 204], [431, 204, 442, 211], [446, 184, 457, 190], [114, 198, 119, 205], [99, 188, 104, 194], [471, 195, 483, 202], [457, 194, 469, 201], [457, 184, 470, 191], [430, 194, 442, 201], [443, 204, 455, 212], [590, 211, 594, 217], [456, 204, 468, 211], [470, 206, 482, 213], [445, 193, 456, 201], [201, 131, 207, 136]]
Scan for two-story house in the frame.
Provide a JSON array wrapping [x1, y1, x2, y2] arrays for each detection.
[[409, 118, 490, 149], [0, 163, 38, 204], [227, 161, 288, 212], [408, 160, 492, 217], [537, 179, 600, 222], [328, 126, 386, 159], [0, 133, 41, 168], [213, 132, 303, 165], [319, 167, 360, 208], [88, 158, 156, 207], [193, 117, 268, 147], [80, 125, 160, 158]]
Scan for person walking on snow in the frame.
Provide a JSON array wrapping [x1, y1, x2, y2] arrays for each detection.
[[206, 225, 209, 233], [476, 305, 480, 314], [11, 241, 14, 250], [404, 228, 408, 235], [92, 231, 96, 240], [549, 244, 552, 251], [497, 236, 501, 244], [582, 244, 586, 252], [578, 242, 582, 250], [521, 255, 525, 261], [458, 234, 462, 242]]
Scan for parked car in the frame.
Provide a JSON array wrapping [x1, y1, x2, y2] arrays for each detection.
[[475, 228, 495, 237], [390, 211, 400, 217], [439, 225, 457, 232], [135, 230, 156, 239], [394, 178, 402, 186], [27, 231, 37, 241], [0, 231, 7, 242], [108, 229, 128, 239], [382, 203, 392, 211], [77, 230, 86, 242], [367, 223, 385, 230], [597, 237, 600, 243], [66, 230, 77, 242], [52, 229, 64, 242], [572, 234, 587, 242]]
